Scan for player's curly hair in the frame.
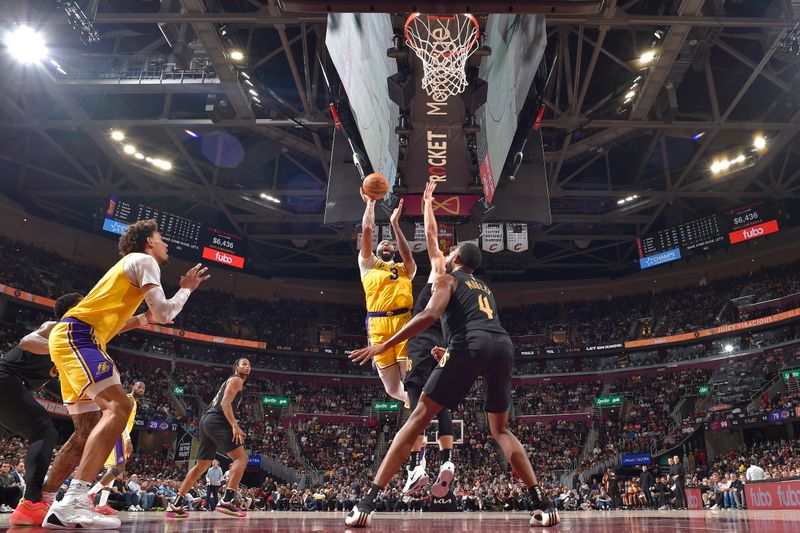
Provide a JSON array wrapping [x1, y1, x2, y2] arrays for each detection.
[[118, 219, 159, 257], [54, 292, 84, 319]]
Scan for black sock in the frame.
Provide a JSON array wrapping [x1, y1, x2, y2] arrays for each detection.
[[363, 484, 382, 505], [222, 489, 236, 503], [442, 448, 453, 463], [529, 485, 547, 509], [408, 452, 419, 470], [174, 494, 185, 507]]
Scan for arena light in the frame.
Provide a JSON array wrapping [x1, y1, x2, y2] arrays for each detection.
[[723, 344, 734, 353], [123, 144, 136, 155], [617, 194, 639, 206], [691, 131, 706, 141], [639, 50, 657, 65], [753, 135, 767, 151], [625, 90, 636, 99], [110, 130, 125, 141], [134, 152, 144, 160], [248, 89, 259, 97], [4, 26, 47, 64], [184, 129, 199, 139], [230, 50, 244, 62]]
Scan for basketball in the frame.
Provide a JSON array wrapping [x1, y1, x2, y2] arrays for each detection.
[[362, 173, 389, 200]]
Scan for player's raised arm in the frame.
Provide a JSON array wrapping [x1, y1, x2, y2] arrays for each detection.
[[390, 199, 416, 280], [423, 181, 446, 276], [359, 188, 376, 260], [142, 263, 210, 324]]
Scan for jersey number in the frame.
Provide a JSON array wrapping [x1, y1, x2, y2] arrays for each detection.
[[478, 295, 494, 320], [389, 267, 399, 280]]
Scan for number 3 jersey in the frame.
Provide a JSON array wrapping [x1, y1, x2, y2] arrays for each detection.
[[359, 255, 413, 313], [441, 271, 508, 346]]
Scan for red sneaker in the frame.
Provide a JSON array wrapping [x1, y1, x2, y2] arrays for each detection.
[[9, 500, 50, 527], [94, 503, 119, 516], [88, 492, 96, 510]]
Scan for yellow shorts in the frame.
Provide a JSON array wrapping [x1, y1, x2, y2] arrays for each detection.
[[366, 313, 410, 370], [49, 319, 121, 415]]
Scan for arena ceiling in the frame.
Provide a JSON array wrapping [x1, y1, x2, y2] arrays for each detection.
[[1, 0, 799, 281]]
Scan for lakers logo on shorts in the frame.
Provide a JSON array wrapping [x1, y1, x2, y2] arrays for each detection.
[[406, 359, 413, 373], [438, 350, 450, 368], [97, 361, 110, 374], [49, 366, 59, 378]]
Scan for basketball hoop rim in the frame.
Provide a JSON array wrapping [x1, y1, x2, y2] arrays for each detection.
[[403, 12, 480, 59]]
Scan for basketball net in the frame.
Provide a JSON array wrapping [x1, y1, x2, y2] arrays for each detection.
[[404, 13, 480, 102]]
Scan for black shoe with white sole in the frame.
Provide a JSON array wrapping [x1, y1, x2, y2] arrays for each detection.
[[344, 501, 375, 528]]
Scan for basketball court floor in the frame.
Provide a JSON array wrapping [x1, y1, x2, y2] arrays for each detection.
[[2, 510, 800, 532]]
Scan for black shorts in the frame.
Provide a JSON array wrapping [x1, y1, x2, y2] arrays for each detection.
[[422, 331, 513, 413], [196, 413, 240, 460], [0, 371, 54, 438], [406, 330, 445, 390]]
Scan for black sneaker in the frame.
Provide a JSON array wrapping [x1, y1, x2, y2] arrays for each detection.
[[345, 501, 375, 528]]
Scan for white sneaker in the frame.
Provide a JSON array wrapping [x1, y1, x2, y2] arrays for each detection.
[[431, 461, 455, 498], [44, 497, 121, 529], [402, 464, 429, 496], [0, 504, 11, 513], [530, 506, 560, 527], [344, 504, 374, 527], [136, 505, 144, 511], [129, 505, 138, 512], [710, 504, 719, 510]]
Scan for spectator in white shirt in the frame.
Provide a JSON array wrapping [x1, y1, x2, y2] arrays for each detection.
[[746, 462, 765, 481]]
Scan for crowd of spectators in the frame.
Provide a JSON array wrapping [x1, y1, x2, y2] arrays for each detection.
[[514, 381, 602, 414], [3, 235, 800, 354]]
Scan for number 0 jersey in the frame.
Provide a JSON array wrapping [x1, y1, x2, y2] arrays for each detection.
[[441, 270, 507, 345]]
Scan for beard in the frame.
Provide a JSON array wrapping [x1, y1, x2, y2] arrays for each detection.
[[445, 259, 454, 273], [379, 250, 394, 261], [132, 391, 144, 400]]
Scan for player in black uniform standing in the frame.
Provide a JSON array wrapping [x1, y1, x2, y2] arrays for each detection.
[[0, 293, 83, 526], [167, 357, 251, 519], [347, 242, 560, 528], [402, 182, 455, 497]]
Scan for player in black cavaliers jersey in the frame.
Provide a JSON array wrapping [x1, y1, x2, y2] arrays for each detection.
[[402, 181, 455, 497], [0, 293, 82, 526], [347, 243, 560, 529], [168, 358, 251, 519]]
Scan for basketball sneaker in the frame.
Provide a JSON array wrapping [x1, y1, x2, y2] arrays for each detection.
[[9, 500, 50, 526], [345, 502, 374, 528], [216, 500, 246, 517], [402, 463, 429, 495], [43, 497, 121, 529], [431, 461, 455, 498], [94, 504, 118, 516], [528, 484, 560, 527], [165, 501, 189, 518]]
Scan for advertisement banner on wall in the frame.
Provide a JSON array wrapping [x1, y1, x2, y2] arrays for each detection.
[[745, 480, 800, 510], [686, 488, 703, 510]]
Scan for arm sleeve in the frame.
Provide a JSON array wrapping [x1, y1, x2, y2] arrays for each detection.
[[143, 286, 191, 324], [358, 254, 378, 278]]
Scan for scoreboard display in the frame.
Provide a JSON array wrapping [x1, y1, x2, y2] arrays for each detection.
[[102, 197, 246, 269], [637, 201, 781, 270]]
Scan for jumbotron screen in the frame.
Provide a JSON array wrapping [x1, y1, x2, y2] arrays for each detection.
[[637, 201, 781, 270], [102, 196, 246, 269]]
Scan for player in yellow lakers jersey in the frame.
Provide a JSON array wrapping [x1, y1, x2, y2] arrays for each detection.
[[43, 220, 209, 530], [86, 381, 146, 516], [358, 188, 416, 405]]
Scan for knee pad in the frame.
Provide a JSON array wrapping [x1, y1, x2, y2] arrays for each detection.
[[437, 409, 454, 437]]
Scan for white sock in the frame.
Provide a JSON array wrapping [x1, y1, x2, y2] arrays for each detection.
[[98, 485, 112, 507], [64, 479, 92, 502], [42, 491, 58, 504], [88, 482, 104, 496]]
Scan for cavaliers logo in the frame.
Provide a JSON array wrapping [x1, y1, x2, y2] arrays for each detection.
[[406, 359, 413, 373], [421, 196, 462, 216], [96, 361, 110, 374]]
